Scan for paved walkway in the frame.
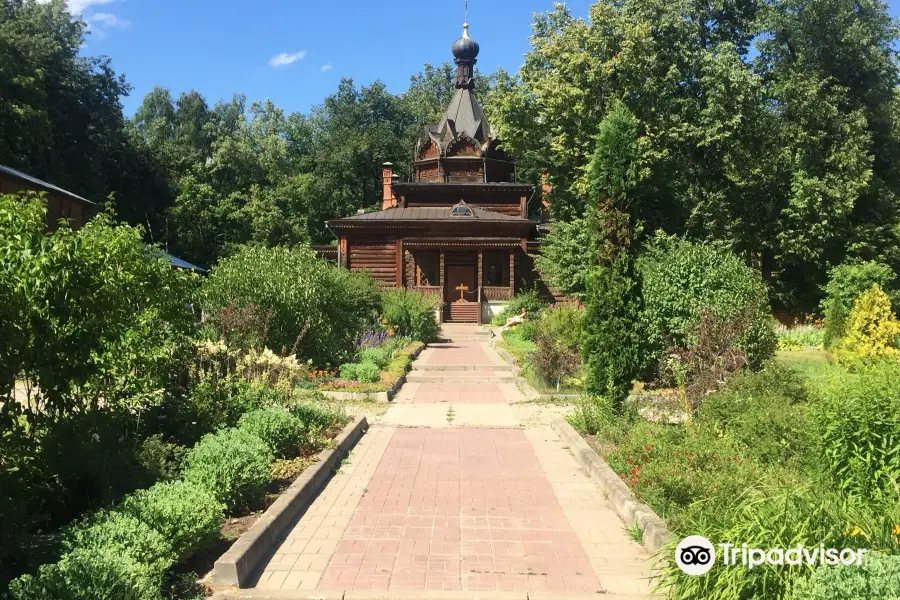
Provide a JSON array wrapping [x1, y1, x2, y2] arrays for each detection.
[[251, 326, 655, 598]]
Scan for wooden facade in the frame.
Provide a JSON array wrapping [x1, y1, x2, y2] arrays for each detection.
[[0, 165, 95, 230], [326, 24, 550, 323]]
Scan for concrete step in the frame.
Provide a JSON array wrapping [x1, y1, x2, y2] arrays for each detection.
[[438, 334, 494, 342], [412, 363, 513, 372], [406, 371, 516, 383]]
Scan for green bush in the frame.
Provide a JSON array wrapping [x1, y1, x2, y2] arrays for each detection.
[[824, 298, 850, 349], [288, 399, 346, 432], [9, 545, 167, 600], [60, 511, 174, 578], [238, 408, 307, 458], [119, 481, 224, 560], [817, 362, 900, 501], [637, 233, 776, 370], [791, 552, 900, 600], [358, 346, 392, 369], [338, 363, 359, 381], [380, 289, 440, 342], [582, 256, 645, 403], [182, 428, 273, 513], [776, 324, 826, 351], [496, 290, 545, 323], [821, 260, 898, 315], [531, 306, 584, 385], [0, 193, 197, 425], [355, 361, 382, 383], [39, 410, 153, 522], [655, 485, 897, 600], [698, 363, 815, 467], [136, 435, 187, 482], [202, 245, 377, 366]]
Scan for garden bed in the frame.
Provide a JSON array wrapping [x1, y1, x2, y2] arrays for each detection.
[[317, 341, 425, 400]]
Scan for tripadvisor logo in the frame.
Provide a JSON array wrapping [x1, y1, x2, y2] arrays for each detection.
[[675, 535, 869, 576]]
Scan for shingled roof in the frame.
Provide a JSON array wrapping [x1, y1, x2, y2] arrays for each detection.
[[332, 206, 533, 223]]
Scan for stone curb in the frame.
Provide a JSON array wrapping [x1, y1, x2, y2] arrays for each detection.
[[319, 344, 425, 402], [212, 416, 369, 588], [550, 416, 671, 554]]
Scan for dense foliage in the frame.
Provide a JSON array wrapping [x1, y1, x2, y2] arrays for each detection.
[[637, 233, 776, 370], [201, 245, 378, 365], [488, 0, 900, 312], [182, 428, 274, 513], [379, 289, 440, 343]]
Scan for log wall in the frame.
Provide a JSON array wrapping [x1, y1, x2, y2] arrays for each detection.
[[348, 239, 397, 286]]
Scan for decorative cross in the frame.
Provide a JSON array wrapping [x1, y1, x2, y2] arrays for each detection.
[[455, 283, 469, 302]]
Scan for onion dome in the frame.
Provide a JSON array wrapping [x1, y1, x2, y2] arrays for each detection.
[[452, 23, 480, 60]]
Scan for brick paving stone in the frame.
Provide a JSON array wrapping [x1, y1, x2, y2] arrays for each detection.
[[411, 382, 506, 404], [318, 428, 605, 594]]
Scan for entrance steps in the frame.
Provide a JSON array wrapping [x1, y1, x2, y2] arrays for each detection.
[[405, 369, 516, 384], [438, 324, 494, 342], [412, 363, 513, 372]]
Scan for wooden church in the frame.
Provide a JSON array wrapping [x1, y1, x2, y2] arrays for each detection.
[[328, 23, 546, 323]]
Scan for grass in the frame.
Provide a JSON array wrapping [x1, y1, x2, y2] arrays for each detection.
[[626, 522, 644, 544], [774, 348, 842, 387], [498, 327, 584, 395]]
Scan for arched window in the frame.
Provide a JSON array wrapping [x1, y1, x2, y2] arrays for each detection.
[[450, 201, 474, 217]]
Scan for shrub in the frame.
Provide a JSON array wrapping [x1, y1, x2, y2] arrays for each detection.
[[39, 410, 153, 522], [380, 289, 440, 342], [238, 408, 307, 458], [288, 399, 346, 432], [178, 371, 271, 440], [821, 260, 898, 315], [655, 485, 897, 600], [698, 363, 814, 466], [637, 233, 776, 370], [791, 552, 900, 600], [496, 290, 545, 323], [582, 256, 645, 404], [567, 395, 616, 436], [60, 511, 174, 577], [776, 324, 826, 351], [532, 329, 581, 385], [119, 480, 224, 560], [182, 428, 273, 512], [537, 304, 585, 349], [0, 194, 197, 425], [9, 544, 167, 600], [136, 435, 187, 482], [355, 361, 382, 383], [817, 362, 900, 501], [664, 311, 751, 410], [834, 284, 900, 362], [338, 363, 359, 381], [824, 298, 850, 349], [358, 346, 392, 369], [202, 245, 377, 366]]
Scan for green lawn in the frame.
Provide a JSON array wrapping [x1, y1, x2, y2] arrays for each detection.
[[774, 348, 843, 389]]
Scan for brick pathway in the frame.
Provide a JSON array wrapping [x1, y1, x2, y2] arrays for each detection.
[[251, 325, 654, 598]]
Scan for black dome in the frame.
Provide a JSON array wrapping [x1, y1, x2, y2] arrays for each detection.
[[452, 24, 479, 60]]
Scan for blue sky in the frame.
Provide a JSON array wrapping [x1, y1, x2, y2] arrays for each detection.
[[71, 0, 899, 118]]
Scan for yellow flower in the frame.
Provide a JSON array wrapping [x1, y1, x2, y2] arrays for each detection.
[[849, 527, 863, 537], [892, 525, 900, 536]]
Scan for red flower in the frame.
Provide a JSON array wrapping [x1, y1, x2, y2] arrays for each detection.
[[627, 458, 633, 465]]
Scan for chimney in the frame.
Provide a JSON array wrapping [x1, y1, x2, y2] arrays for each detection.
[[382, 163, 397, 210]]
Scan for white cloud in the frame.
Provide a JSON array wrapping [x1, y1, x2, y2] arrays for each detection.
[[321, 62, 333, 72], [269, 51, 307, 68], [83, 11, 130, 40], [43, 0, 118, 15], [87, 12, 129, 28]]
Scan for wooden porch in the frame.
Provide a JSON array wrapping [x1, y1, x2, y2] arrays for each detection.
[[407, 246, 518, 324]]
